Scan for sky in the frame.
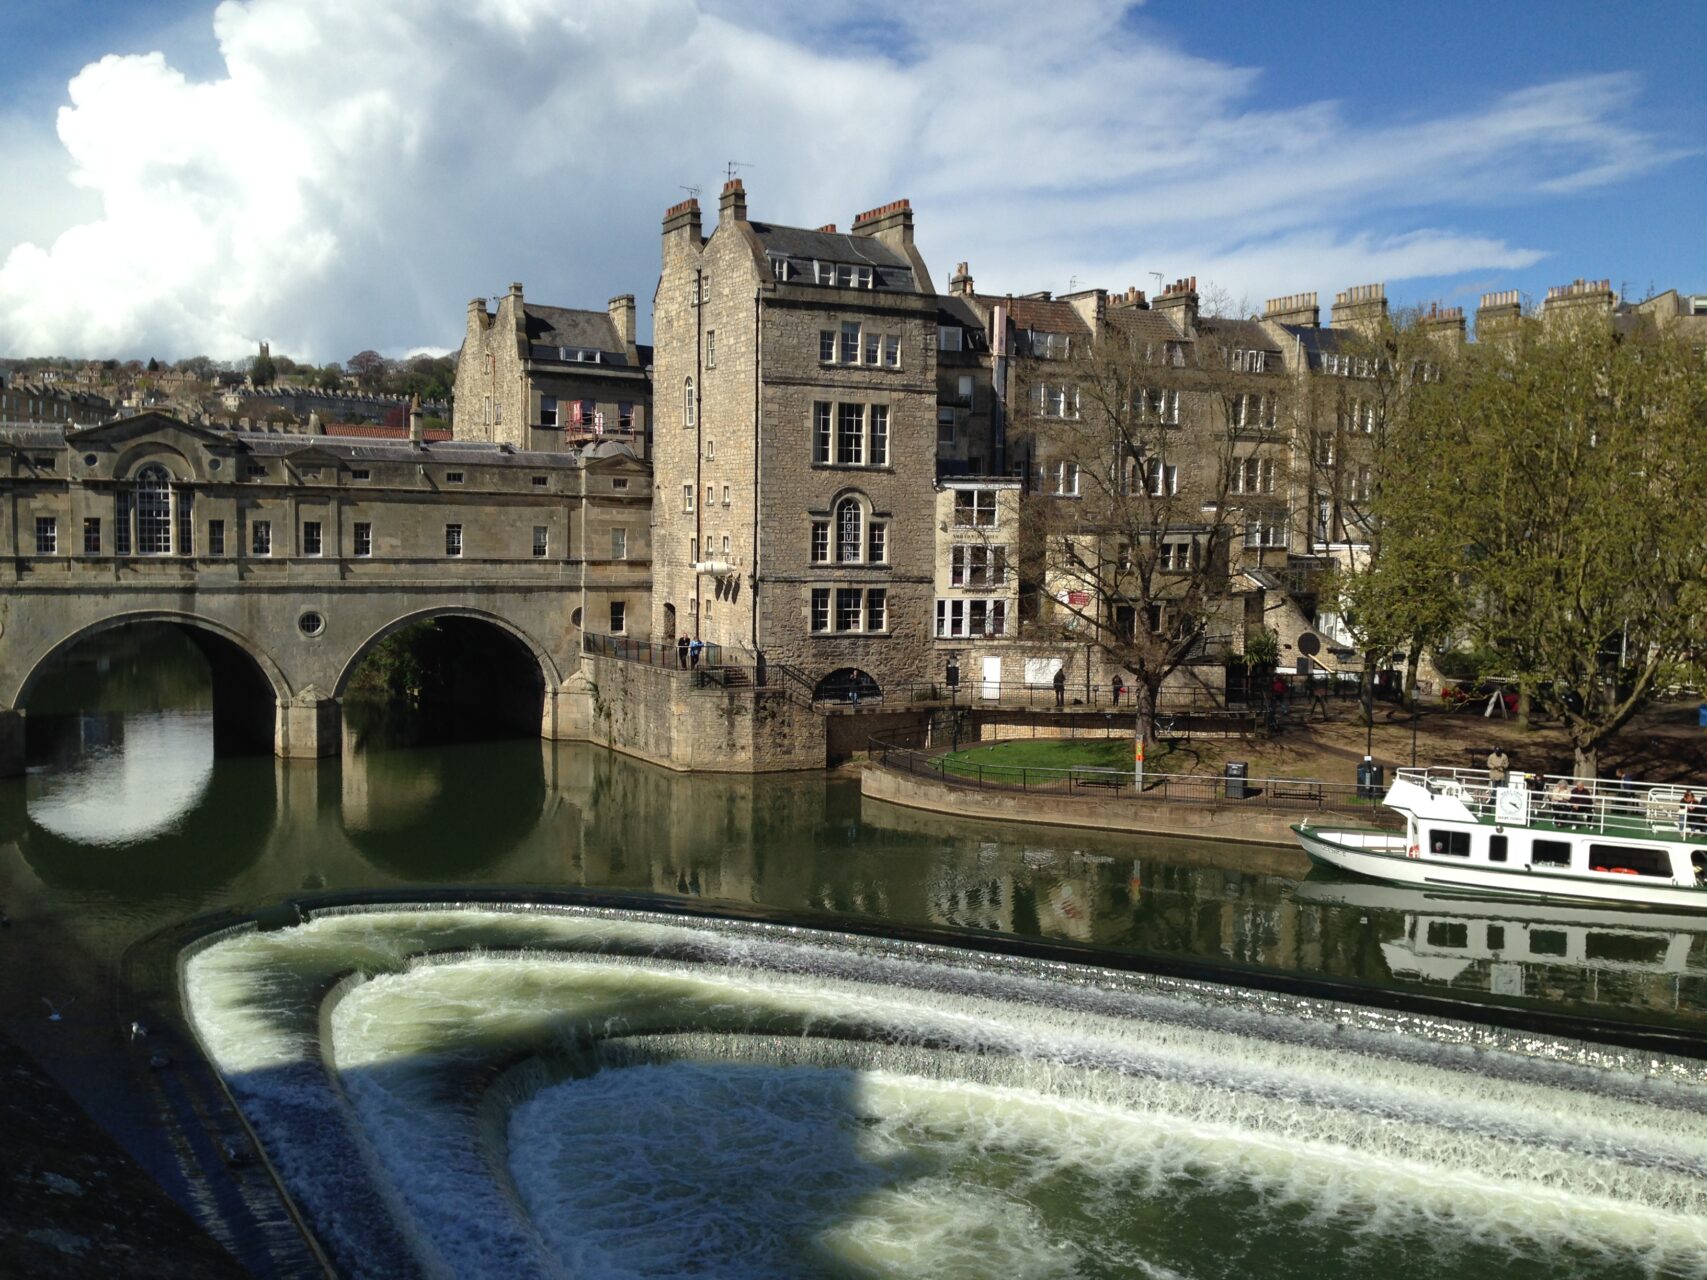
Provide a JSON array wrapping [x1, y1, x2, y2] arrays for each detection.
[[0, 0, 1701, 363]]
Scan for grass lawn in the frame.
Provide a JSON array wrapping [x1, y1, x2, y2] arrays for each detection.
[[938, 736, 1174, 779]]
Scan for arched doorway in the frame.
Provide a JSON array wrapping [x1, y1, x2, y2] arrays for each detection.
[[812, 668, 882, 705], [338, 611, 553, 747], [663, 603, 677, 641]]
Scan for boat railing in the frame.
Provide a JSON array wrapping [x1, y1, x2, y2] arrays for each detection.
[[1392, 766, 1705, 840]]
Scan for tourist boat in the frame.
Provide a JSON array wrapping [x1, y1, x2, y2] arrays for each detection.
[[1293, 767, 1707, 912]]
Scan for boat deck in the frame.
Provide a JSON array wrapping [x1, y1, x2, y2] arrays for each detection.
[[1395, 767, 1707, 847]]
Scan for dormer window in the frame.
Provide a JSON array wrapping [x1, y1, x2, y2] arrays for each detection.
[[769, 255, 791, 282]]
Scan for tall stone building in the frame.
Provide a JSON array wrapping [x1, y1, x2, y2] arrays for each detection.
[[453, 284, 651, 455], [650, 180, 942, 697]]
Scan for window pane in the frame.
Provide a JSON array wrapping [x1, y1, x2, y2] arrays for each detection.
[[137, 465, 172, 554], [837, 404, 863, 464], [837, 500, 861, 562], [865, 589, 886, 632], [869, 405, 888, 466], [813, 403, 832, 464]]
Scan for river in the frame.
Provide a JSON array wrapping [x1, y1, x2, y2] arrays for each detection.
[[6, 625, 1707, 1278]]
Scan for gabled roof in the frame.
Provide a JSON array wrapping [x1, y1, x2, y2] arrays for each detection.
[[66, 410, 229, 446], [1196, 316, 1281, 352]]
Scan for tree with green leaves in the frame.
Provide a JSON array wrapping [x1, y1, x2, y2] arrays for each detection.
[[1415, 310, 1707, 776], [250, 350, 276, 387]]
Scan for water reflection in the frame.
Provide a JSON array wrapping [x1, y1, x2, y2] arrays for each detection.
[[28, 712, 213, 845]]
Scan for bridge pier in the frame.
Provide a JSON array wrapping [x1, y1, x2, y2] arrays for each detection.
[[0, 710, 21, 778], [276, 691, 342, 761]]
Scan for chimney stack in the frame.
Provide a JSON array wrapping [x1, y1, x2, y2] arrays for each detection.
[[1541, 277, 1615, 325], [1476, 289, 1523, 338], [718, 177, 747, 225], [1331, 283, 1387, 335], [608, 294, 636, 349], [850, 198, 913, 248], [408, 393, 423, 444], [950, 261, 974, 296], [467, 297, 492, 331], [1418, 302, 1466, 347], [662, 196, 702, 243], [1153, 276, 1199, 332], [1264, 291, 1320, 329]]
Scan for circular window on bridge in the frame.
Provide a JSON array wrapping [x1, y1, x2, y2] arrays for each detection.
[[570, 607, 583, 628], [83, 453, 97, 467], [298, 610, 327, 638], [209, 457, 223, 472]]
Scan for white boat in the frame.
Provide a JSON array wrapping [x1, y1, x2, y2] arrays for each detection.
[[1294, 767, 1707, 912]]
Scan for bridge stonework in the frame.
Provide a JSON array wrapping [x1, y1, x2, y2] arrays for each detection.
[[0, 412, 653, 775]]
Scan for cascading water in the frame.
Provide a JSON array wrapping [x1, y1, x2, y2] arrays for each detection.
[[182, 905, 1707, 1280]]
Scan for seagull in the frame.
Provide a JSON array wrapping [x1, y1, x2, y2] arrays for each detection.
[[42, 997, 75, 1022]]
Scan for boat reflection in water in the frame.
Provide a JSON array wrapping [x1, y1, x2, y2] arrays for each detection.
[[1293, 874, 1707, 1013]]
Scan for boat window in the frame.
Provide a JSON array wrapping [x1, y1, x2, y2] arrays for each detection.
[[1532, 839, 1571, 868], [1425, 921, 1468, 949], [1529, 929, 1568, 957], [1584, 933, 1668, 965], [1428, 829, 1470, 857], [1488, 834, 1508, 863], [1586, 843, 1670, 878], [1486, 925, 1505, 951]]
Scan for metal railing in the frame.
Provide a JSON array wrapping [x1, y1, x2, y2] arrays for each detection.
[[583, 632, 735, 671], [1394, 766, 1707, 842], [870, 738, 1395, 818]]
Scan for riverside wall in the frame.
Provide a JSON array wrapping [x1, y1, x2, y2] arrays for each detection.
[[860, 762, 1324, 848]]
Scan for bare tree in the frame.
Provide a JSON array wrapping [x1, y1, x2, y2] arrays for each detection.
[[1017, 309, 1291, 776]]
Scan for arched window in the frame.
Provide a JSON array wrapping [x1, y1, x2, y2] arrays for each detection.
[[836, 497, 862, 563], [684, 377, 696, 428], [136, 464, 173, 555]]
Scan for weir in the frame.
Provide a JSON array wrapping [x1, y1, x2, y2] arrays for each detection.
[[183, 905, 1707, 1280]]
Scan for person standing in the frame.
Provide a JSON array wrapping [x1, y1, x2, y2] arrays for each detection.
[[1486, 747, 1510, 787], [676, 635, 690, 670], [1053, 667, 1066, 707], [1112, 674, 1124, 706], [689, 637, 703, 669]]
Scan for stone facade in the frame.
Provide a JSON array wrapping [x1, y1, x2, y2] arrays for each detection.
[[650, 182, 942, 698], [452, 284, 651, 456]]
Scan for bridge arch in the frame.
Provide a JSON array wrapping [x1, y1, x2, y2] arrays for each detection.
[[11, 610, 290, 758], [333, 607, 562, 698], [335, 607, 560, 742]]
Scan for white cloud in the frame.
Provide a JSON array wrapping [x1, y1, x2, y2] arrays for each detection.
[[0, 0, 1680, 360]]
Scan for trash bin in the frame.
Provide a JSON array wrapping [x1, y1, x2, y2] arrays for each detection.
[[1357, 756, 1385, 800], [1224, 760, 1249, 800]]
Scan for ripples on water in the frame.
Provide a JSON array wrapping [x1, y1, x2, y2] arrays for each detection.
[[184, 906, 1707, 1280]]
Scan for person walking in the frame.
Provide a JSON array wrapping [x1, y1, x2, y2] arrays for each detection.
[[1486, 747, 1510, 787], [1053, 667, 1066, 708], [676, 635, 690, 669], [689, 637, 703, 669]]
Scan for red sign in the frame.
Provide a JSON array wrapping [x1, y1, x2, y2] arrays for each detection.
[[1067, 591, 1090, 606]]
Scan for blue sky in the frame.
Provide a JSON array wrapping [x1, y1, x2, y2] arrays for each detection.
[[0, 0, 1700, 360]]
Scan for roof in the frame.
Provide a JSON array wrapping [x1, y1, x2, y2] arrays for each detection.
[[748, 223, 919, 293], [523, 305, 625, 354], [1196, 316, 1281, 352], [1103, 306, 1187, 345], [321, 422, 452, 441], [986, 295, 1092, 335], [231, 431, 581, 469]]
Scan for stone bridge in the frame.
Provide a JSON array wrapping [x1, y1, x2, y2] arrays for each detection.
[[0, 412, 653, 774]]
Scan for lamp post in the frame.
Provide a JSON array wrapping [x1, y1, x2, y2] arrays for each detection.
[[946, 658, 960, 752]]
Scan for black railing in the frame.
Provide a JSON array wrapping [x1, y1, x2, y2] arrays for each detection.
[[868, 737, 1397, 819]]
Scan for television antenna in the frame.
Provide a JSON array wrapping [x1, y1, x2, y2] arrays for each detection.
[[725, 160, 754, 182], [679, 184, 701, 200], [1149, 271, 1164, 291]]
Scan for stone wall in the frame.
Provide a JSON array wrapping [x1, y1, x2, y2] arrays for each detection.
[[567, 654, 829, 772]]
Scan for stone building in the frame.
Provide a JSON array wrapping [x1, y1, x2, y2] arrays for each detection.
[[0, 374, 112, 427], [649, 181, 942, 699], [452, 284, 651, 456]]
